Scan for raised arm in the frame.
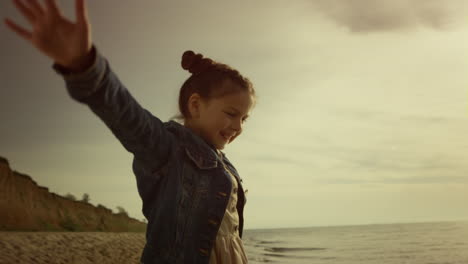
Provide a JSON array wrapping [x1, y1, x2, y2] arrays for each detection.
[[55, 45, 174, 167], [4, 0, 173, 168]]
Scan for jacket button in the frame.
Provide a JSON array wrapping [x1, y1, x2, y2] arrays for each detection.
[[233, 188, 238, 193], [233, 225, 238, 232]]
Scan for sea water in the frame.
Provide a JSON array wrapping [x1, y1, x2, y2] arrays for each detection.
[[243, 221, 468, 264]]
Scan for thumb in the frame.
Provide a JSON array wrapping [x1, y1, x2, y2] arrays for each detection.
[[75, 0, 89, 25]]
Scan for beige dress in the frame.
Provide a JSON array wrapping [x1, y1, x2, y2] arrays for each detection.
[[209, 155, 248, 264]]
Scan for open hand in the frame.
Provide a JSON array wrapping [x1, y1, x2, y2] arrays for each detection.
[[4, 0, 93, 70]]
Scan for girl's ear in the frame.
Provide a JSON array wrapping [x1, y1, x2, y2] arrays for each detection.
[[188, 93, 201, 119]]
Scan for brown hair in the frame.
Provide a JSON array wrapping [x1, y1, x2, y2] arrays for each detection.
[[172, 50, 256, 121]]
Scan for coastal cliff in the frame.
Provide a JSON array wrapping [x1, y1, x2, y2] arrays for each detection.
[[0, 156, 146, 232]]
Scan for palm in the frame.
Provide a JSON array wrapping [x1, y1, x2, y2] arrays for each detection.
[[4, 0, 92, 67], [31, 16, 90, 66]]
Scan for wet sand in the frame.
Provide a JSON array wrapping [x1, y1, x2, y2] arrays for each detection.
[[0, 232, 146, 264]]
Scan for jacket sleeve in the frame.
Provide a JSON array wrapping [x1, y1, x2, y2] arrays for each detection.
[[52, 44, 173, 169]]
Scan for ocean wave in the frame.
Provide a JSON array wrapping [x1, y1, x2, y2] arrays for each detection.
[[264, 247, 327, 253]]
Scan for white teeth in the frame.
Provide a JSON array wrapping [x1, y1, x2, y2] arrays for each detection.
[[221, 132, 231, 141]]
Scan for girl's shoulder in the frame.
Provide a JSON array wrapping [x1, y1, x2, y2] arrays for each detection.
[[164, 120, 219, 168]]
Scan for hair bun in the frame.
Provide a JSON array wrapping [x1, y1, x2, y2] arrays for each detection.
[[181, 50, 215, 75]]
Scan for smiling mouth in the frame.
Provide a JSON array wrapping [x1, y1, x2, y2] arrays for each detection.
[[220, 132, 233, 142]]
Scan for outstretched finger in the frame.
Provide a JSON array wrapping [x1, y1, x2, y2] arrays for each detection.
[[75, 0, 88, 25], [4, 18, 33, 41], [44, 0, 62, 17], [26, 0, 46, 17], [12, 0, 36, 24]]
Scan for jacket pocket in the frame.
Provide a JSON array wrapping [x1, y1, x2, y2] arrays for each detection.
[[184, 148, 217, 170]]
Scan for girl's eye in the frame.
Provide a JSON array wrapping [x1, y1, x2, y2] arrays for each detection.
[[225, 111, 248, 123]]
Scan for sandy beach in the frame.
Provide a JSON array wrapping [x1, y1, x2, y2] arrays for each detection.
[[0, 232, 146, 264]]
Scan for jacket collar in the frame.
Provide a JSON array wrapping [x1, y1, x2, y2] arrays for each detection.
[[165, 120, 225, 169]]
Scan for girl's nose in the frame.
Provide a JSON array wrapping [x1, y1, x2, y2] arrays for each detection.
[[233, 119, 243, 132]]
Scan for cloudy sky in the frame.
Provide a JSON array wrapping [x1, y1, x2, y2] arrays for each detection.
[[1, 0, 467, 229]]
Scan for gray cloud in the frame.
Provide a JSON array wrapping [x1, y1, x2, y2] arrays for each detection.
[[319, 174, 468, 184], [244, 130, 468, 186], [309, 0, 467, 32], [335, 151, 465, 173], [247, 154, 312, 167], [330, 107, 467, 127]]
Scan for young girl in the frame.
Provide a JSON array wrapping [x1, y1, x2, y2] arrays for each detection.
[[4, 0, 256, 263]]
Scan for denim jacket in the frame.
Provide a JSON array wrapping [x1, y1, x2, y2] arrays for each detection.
[[52, 45, 247, 264]]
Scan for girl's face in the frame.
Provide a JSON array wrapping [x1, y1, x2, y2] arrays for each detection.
[[185, 80, 254, 150]]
